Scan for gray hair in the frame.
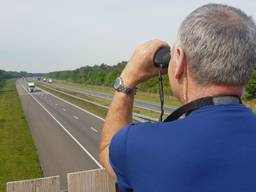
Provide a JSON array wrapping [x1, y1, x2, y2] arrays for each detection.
[[176, 3, 256, 86]]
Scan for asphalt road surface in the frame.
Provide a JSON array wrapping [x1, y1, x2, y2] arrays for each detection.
[[45, 81, 176, 114], [16, 79, 104, 190]]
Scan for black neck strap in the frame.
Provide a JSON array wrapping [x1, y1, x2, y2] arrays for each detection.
[[164, 95, 242, 122]]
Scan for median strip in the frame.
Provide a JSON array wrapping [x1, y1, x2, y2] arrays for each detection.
[[37, 83, 160, 122]]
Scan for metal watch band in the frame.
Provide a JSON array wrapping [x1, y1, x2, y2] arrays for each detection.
[[118, 85, 137, 95]]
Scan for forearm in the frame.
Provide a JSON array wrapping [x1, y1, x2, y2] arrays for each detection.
[[99, 91, 134, 176]]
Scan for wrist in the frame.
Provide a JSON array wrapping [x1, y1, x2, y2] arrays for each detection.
[[113, 76, 137, 95], [120, 72, 138, 89]]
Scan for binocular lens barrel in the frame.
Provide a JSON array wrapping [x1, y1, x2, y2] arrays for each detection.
[[153, 47, 171, 68]]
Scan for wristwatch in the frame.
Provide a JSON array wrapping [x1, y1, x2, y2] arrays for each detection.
[[113, 77, 137, 95]]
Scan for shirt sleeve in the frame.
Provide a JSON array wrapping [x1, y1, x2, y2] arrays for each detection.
[[109, 126, 132, 191]]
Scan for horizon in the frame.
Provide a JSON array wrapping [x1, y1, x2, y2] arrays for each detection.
[[1, 0, 256, 73], [0, 61, 127, 74]]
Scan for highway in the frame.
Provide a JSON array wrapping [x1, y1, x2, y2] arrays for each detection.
[[16, 79, 104, 190], [43, 81, 176, 114]]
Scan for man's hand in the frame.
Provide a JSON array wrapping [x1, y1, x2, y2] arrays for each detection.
[[120, 39, 170, 88]]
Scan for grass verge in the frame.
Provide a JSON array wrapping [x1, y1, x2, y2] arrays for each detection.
[[0, 79, 43, 192]]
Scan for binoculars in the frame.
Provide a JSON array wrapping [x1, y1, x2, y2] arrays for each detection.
[[153, 47, 171, 68]]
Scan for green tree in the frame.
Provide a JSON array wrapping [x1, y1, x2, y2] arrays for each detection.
[[245, 67, 256, 99]]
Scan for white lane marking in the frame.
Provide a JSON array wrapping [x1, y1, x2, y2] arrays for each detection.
[[73, 115, 79, 120], [20, 83, 103, 169], [55, 103, 58, 106], [63, 108, 66, 112], [90, 127, 98, 133], [38, 87, 104, 122]]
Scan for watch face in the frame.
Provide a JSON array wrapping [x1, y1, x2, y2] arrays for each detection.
[[113, 77, 122, 90]]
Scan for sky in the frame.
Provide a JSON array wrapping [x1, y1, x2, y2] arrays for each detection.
[[0, 0, 256, 73]]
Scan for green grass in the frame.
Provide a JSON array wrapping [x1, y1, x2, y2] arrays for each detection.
[[0, 80, 42, 192], [55, 80, 182, 107]]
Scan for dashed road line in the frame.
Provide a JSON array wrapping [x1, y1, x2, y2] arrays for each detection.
[[90, 127, 98, 133], [37, 86, 105, 121], [73, 115, 79, 120], [63, 108, 66, 112]]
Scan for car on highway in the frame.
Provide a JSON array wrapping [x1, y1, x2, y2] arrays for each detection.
[[43, 78, 47, 82], [27, 82, 36, 93], [48, 78, 53, 83]]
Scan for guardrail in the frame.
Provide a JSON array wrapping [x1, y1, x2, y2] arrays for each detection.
[[38, 83, 158, 122], [7, 169, 115, 192]]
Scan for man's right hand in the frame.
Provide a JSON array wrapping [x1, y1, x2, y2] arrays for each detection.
[[120, 39, 170, 88]]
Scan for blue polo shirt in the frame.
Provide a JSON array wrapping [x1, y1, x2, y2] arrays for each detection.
[[110, 104, 256, 192]]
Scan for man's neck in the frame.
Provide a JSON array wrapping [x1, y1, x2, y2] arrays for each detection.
[[186, 85, 243, 104]]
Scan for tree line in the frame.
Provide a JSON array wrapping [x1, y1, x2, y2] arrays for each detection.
[[0, 70, 16, 81], [245, 68, 256, 99], [0, 70, 44, 85], [47, 61, 172, 95], [47, 62, 256, 99]]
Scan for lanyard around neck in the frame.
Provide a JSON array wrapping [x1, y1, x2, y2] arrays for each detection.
[[164, 95, 242, 122]]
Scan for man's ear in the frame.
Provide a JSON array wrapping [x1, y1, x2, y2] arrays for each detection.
[[174, 48, 187, 80]]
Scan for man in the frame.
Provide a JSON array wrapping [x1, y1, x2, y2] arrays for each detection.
[[100, 3, 256, 192]]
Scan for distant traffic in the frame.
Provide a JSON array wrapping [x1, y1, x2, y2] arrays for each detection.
[[27, 77, 53, 93], [40, 77, 53, 84]]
